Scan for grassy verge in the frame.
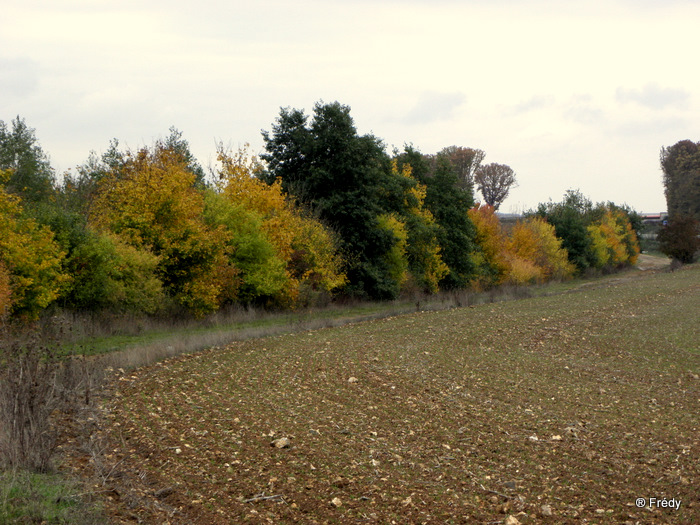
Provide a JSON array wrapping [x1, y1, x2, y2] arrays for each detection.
[[57, 277, 594, 361]]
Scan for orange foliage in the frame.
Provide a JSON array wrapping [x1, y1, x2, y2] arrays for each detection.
[[507, 217, 575, 282], [468, 204, 509, 287]]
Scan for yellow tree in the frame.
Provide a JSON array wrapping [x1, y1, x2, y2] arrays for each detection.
[[468, 204, 510, 288], [386, 161, 448, 293], [507, 217, 575, 282], [587, 208, 640, 268], [216, 146, 346, 305], [0, 170, 68, 319], [90, 144, 235, 316]]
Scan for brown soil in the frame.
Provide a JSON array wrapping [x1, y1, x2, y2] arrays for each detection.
[[60, 266, 699, 524]]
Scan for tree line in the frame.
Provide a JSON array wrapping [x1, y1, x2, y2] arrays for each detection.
[[0, 102, 645, 322]]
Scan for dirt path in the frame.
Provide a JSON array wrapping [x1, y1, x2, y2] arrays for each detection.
[[635, 253, 670, 271]]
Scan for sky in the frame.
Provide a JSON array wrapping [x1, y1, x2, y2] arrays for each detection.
[[2, 0, 699, 214]]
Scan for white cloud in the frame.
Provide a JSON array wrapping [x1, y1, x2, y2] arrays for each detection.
[[403, 91, 466, 125], [616, 83, 690, 110]]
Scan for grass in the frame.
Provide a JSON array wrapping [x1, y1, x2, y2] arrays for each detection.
[[52, 284, 545, 361], [73, 261, 698, 524], [0, 470, 104, 524]]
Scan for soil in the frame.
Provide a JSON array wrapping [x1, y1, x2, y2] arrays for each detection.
[[59, 264, 699, 524]]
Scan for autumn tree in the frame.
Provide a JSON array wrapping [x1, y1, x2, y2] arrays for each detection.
[[0, 170, 68, 319], [507, 217, 575, 282], [586, 207, 640, 269], [213, 145, 346, 305], [467, 204, 510, 287], [535, 191, 640, 273], [474, 163, 517, 210], [90, 143, 234, 316], [660, 140, 700, 221]]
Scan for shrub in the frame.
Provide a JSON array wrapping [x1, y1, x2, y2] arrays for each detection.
[[67, 232, 165, 314], [0, 263, 11, 321]]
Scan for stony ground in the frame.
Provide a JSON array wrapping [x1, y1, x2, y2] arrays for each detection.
[[62, 264, 699, 524]]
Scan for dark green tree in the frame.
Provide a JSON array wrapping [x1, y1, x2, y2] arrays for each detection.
[[658, 214, 700, 264], [660, 140, 700, 221], [535, 190, 597, 273], [423, 154, 478, 288], [0, 116, 55, 204], [261, 101, 400, 299], [395, 145, 478, 289]]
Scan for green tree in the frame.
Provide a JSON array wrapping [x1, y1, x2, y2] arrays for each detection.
[[396, 147, 478, 289], [660, 140, 700, 221], [535, 190, 596, 273], [66, 231, 164, 313], [0, 116, 55, 204], [261, 101, 400, 299], [425, 155, 478, 288]]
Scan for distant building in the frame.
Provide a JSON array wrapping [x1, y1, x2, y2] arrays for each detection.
[[640, 212, 668, 226]]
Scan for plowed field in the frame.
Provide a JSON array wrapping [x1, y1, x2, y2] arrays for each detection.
[[71, 265, 699, 524]]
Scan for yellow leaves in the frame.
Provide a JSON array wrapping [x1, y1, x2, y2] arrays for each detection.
[[468, 205, 574, 289], [0, 169, 69, 318], [508, 217, 575, 281], [389, 160, 447, 293], [587, 209, 640, 269], [377, 213, 409, 288], [468, 204, 509, 286], [215, 146, 347, 306], [90, 144, 233, 316]]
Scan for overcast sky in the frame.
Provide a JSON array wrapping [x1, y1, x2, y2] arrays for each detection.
[[3, 0, 699, 213]]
